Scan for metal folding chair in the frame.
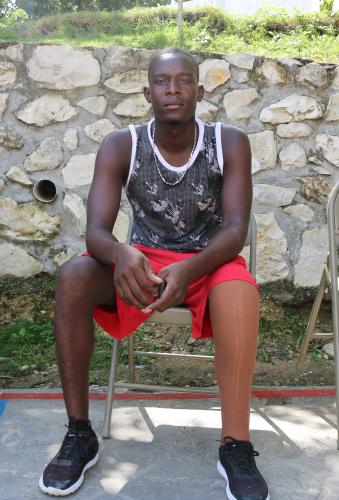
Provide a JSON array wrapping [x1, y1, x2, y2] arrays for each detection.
[[102, 214, 257, 438], [327, 183, 339, 449], [298, 256, 333, 365], [298, 182, 339, 449]]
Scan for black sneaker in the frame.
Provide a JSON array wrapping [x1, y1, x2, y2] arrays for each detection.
[[39, 419, 99, 496], [217, 436, 269, 500]]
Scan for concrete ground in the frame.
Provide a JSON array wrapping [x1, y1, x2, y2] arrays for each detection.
[[0, 391, 338, 500]]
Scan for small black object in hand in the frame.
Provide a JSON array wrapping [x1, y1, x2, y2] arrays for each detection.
[[157, 282, 167, 299]]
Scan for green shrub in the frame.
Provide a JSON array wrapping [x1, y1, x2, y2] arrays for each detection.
[[1, 6, 338, 62]]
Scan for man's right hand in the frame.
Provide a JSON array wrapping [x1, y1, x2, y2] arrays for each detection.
[[114, 244, 163, 310]]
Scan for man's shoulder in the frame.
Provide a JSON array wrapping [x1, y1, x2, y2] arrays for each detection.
[[99, 126, 132, 160], [220, 123, 248, 140], [95, 127, 134, 179], [102, 126, 131, 146], [202, 121, 248, 141], [219, 123, 249, 150]]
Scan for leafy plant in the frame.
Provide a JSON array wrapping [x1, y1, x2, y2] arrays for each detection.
[[15, 0, 171, 18], [320, 0, 334, 13], [0, 0, 16, 19], [3, 5, 337, 62]]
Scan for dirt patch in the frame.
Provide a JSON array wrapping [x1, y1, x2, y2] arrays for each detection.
[[114, 357, 335, 389], [1, 356, 335, 390]]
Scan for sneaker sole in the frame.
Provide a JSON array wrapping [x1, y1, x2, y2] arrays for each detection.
[[217, 460, 270, 500], [38, 452, 99, 497]]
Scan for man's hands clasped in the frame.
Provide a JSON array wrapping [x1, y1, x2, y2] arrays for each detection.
[[142, 260, 191, 314], [114, 245, 191, 314]]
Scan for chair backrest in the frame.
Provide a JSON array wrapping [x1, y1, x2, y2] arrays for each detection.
[[246, 213, 256, 279], [328, 182, 339, 300]]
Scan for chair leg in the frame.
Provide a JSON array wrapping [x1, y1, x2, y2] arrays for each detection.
[[128, 334, 136, 383], [331, 289, 339, 450], [335, 332, 339, 450], [102, 340, 120, 439], [298, 267, 328, 367]]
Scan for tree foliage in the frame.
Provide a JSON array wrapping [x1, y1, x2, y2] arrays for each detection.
[[0, 0, 16, 19], [320, 0, 334, 12], [177, 0, 183, 47], [16, 0, 171, 18]]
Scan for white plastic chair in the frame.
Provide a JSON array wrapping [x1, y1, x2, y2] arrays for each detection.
[[102, 214, 257, 438]]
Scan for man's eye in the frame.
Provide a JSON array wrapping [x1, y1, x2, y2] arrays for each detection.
[[156, 78, 168, 85], [179, 78, 192, 85]]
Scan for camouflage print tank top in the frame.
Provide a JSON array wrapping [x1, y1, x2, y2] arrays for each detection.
[[125, 118, 224, 252]]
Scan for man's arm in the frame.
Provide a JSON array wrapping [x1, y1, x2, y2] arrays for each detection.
[[86, 128, 162, 310], [182, 124, 252, 280], [144, 124, 252, 312], [86, 129, 129, 265]]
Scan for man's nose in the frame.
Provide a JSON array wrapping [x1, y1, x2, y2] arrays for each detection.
[[166, 79, 180, 94]]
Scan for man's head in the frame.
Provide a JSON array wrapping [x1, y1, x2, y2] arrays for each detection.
[[144, 48, 204, 123], [148, 48, 199, 82]]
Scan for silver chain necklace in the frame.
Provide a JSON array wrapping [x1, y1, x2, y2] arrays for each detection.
[[152, 121, 198, 187]]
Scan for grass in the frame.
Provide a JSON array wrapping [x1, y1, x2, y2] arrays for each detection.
[[0, 317, 170, 387], [0, 307, 331, 389], [0, 6, 338, 62], [0, 274, 334, 389], [0, 320, 55, 378], [0, 319, 112, 386], [258, 312, 308, 364]]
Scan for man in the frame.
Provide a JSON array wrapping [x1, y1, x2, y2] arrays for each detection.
[[39, 48, 269, 500]]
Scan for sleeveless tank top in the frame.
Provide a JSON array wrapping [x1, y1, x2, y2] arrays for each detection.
[[125, 118, 224, 252]]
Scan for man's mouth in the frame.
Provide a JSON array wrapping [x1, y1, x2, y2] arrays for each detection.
[[164, 103, 183, 110]]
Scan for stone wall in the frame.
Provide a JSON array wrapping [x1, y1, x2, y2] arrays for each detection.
[[0, 43, 338, 287]]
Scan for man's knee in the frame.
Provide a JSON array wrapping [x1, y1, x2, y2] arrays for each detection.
[[56, 256, 97, 297]]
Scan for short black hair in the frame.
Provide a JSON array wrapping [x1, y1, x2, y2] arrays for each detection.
[[148, 48, 199, 82]]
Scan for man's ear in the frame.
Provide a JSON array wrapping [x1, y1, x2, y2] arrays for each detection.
[[144, 86, 151, 103], [197, 84, 204, 102]]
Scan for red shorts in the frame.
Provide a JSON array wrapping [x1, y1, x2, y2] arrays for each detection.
[[87, 245, 258, 340]]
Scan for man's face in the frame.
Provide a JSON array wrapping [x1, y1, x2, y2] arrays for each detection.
[[144, 54, 204, 123]]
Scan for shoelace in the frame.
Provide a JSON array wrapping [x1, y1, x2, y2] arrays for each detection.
[[220, 437, 259, 479], [58, 425, 92, 461]]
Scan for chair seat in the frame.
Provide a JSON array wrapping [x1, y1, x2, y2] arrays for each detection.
[[145, 307, 192, 325]]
